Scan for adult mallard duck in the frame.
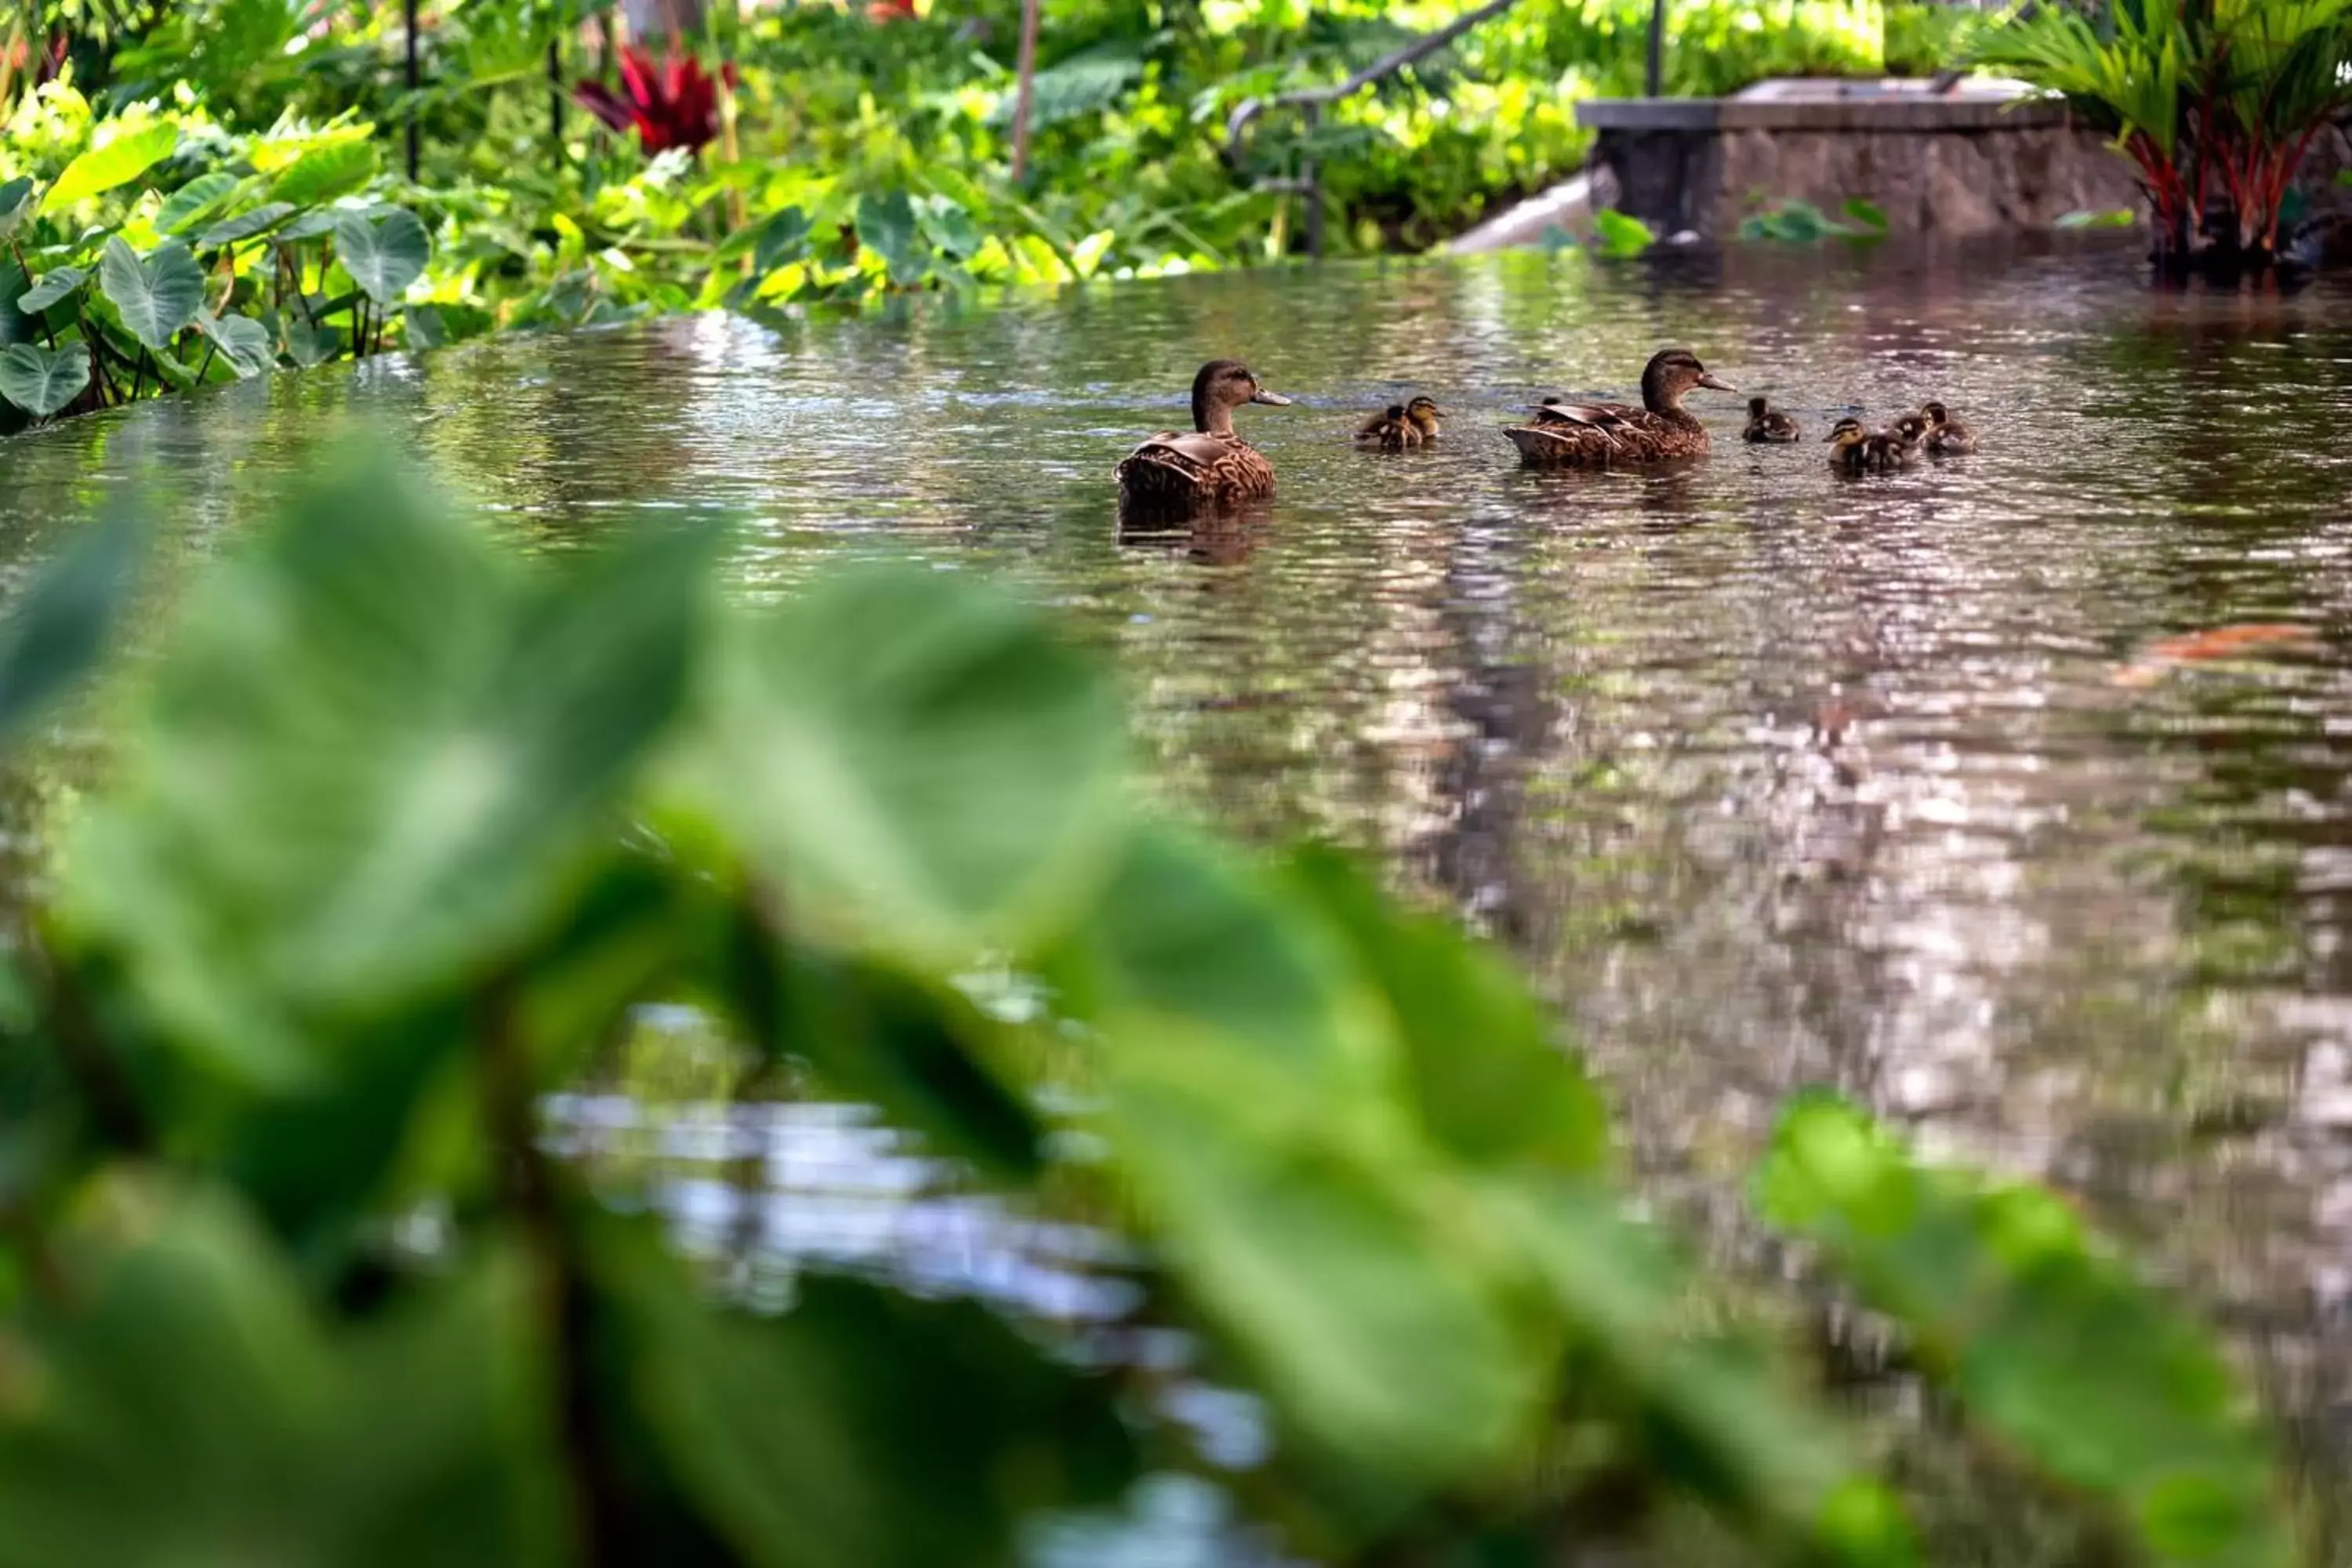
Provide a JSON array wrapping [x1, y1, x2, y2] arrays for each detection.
[[1352, 394, 1448, 451], [1824, 416, 1913, 475], [1116, 359, 1293, 510], [1743, 396, 1802, 443], [1504, 348, 1737, 466], [1918, 399, 1978, 456]]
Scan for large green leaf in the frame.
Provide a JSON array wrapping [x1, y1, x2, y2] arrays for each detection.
[[272, 140, 377, 206], [0, 343, 91, 419], [0, 176, 33, 243], [42, 119, 180, 211], [196, 201, 296, 249], [156, 171, 242, 234], [60, 456, 721, 1086], [693, 564, 1128, 964], [855, 190, 927, 285], [0, 1183, 558, 1568], [18, 266, 88, 314], [333, 207, 430, 304], [0, 507, 145, 741], [1757, 1097, 2295, 1567], [97, 237, 205, 352], [610, 1225, 1134, 1568], [195, 310, 276, 378]]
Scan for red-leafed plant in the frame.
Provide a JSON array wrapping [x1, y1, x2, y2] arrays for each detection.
[[573, 44, 734, 155]]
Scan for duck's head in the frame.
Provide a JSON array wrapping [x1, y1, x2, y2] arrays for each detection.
[[1404, 394, 1446, 430], [1890, 412, 1928, 447], [1382, 402, 1409, 422], [1642, 347, 1737, 409], [1824, 417, 1870, 451], [1747, 395, 1770, 419], [1919, 399, 1952, 426], [1190, 359, 1291, 431]]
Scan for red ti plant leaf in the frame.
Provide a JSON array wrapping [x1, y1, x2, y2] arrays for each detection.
[[572, 44, 726, 155]]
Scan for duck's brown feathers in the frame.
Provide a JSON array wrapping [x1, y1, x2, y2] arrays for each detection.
[[1116, 430, 1278, 506], [1506, 400, 1704, 465]]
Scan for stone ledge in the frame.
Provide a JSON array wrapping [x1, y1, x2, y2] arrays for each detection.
[[1577, 95, 2075, 134]]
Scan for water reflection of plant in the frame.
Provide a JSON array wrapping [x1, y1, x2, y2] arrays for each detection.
[[0, 448, 2307, 1564]]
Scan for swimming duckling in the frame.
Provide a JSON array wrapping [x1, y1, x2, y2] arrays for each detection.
[[1743, 396, 1802, 443], [1354, 394, 1447, 449], [1824, 416, 1912, 475], [1117, 358, 1293, 510], [1918, 399, 1977, 456], [1889, 412, 1928, 459], [1504, 349, 1737, 466]]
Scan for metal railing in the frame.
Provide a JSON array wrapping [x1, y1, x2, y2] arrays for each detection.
[[1221, 0, 1526, 257]]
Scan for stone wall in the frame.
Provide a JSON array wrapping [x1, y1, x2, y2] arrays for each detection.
[[1578, 97, 2142, 239]]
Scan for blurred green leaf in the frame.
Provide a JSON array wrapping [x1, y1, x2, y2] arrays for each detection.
[[18, 267, 89, 314], [0, 343, 92, 419], [63, 458, 719, 1086], [1592, 207, 1655, 256], [98, 238, 205, 353], [195, 310, 276, 378], [0, 1181, 558, 1568], [695, 564, 1127, 965], [403, 303, 448, 350], [272, 140, 378, 206], [1842, 197, 1890, 233], [285, 318, 341, 367], [0, 177, 34, 243], [156, 171, 243, 235], [196, 201, 297, 249], [0, 508, 144, 739], [42, 121, 180, 211], [1756, 1096, 2295, 1568], [751, 205, 811, 274], [608, 1223, 1135, 1568], [334, 207, 430, 305], [2056, 208, 2136, 229], [855, 191, 927, 285], [1284, 845, 1608, 1174]]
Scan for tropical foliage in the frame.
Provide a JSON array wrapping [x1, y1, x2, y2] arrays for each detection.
[[0, 449, 2310, 1563], [1973, 0, 2352, 263]]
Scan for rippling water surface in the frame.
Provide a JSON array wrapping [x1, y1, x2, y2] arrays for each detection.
[[9, 231, 2352, 1479]]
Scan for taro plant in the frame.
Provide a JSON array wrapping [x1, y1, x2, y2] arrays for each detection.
[[1975, 0, 2352, 266], [0, 447, 2310, 1564], [0, 96, 437, 429]]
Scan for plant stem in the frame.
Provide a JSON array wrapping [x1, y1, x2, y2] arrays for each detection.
[[9, 241, 55, 349], [475, 975, 626, 1568], [37, 949, 154, 1155], [194, 340, 217, 382]]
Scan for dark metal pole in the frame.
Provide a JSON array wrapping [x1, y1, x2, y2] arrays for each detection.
[[403, 0, 419, 180], [547, 38, 564, 156], [1645, 0, 1664, 96]]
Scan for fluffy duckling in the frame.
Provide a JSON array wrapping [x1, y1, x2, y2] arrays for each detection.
[[1117, 358, 1293, 510], [1824, 416, 1913, 476], [1889, 412, 1928, 459], [1743, 396, 1802, 443], [1918, 399, 1977, 456], [1353, 395, 1447, 450]]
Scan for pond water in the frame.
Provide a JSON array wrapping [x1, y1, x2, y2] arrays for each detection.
[[9, 231, 2352, 1477]]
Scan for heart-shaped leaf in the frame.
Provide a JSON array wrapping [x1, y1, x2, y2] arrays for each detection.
[[272, 140, 376, 207], [18, 266, 87, 314], [197, 201, 296, 249], [98, 236, 205, 352], [158, 171, 242, 234], [276, 209, 339, 242], [43, 120, 180, 211], [0, 176, 34, 243], [285, 319, 341, 368], [333, 208, 430, 305], [0, 342, 92, 418], [197, 311, 276, 378], [401, 303, 446, 350]]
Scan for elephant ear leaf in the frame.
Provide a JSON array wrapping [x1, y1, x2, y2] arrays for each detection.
[[0, 342, 92, 419], [100, 237, 205, 352], [333, 208, 430, 305]]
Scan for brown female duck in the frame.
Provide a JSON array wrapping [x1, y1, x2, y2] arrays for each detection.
[[1743, 396, 1802, 443], [1116, 359, 1293, 510], [1918, 399, 1978, 456], [1504, 348, 1737, 466], [1353, 394, 1447, 450]]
